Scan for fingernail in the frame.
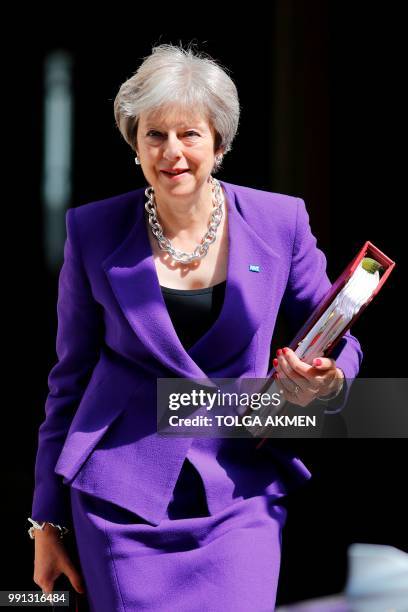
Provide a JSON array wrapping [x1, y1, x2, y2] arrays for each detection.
[[314, 358, 322, 366], [276, 349, 282, 356], [283, 347, 289, 355], [273, 358, 278, 367]]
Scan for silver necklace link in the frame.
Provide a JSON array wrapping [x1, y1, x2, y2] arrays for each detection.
[[144, 176, 224, 264]]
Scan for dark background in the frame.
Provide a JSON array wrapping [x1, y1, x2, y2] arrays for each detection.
[[3, 3, 406, 607]]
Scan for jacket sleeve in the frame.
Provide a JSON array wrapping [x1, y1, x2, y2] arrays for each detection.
[[31, 208, 103, 525], [281, 197, 363, 414]]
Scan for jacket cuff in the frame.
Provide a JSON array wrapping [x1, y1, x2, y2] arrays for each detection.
[[31, 475, 72, 527]]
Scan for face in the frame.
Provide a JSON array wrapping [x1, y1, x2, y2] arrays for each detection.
[[135, 105, 223, 203]]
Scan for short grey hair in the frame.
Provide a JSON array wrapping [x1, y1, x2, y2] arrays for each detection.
[[113, 42, 241, 174]]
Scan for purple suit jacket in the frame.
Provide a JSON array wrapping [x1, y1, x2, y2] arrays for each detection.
[[31, 180, 363, 526]]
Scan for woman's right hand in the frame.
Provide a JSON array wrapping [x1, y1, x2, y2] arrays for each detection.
[[33, 523, 86, 595]]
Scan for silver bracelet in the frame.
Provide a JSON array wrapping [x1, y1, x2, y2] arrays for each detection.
[[27, 517, 69, 540]]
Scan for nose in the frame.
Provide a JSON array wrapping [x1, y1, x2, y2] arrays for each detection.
[[163, 133, 183, 160]]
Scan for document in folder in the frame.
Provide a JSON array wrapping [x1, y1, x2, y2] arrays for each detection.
[[245, 241, 396, 440], [281, 240, 395, 362]]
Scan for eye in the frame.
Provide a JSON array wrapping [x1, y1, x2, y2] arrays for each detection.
[[146, 130, 199, 138]]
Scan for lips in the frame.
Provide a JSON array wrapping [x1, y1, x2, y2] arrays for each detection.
[[161, 169, 189, 174]]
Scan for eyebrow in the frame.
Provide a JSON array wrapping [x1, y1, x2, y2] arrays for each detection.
[[145, 123, 204, 130]]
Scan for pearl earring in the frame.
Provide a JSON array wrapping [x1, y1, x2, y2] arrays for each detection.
[[135, 155, 141, 165]]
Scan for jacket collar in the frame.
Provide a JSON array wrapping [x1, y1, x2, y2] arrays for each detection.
[[102, 180, 281, 381]]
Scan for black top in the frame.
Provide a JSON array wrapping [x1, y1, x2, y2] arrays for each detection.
[[160, 280, 227, 351]]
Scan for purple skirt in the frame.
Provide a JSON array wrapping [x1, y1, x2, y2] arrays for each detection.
[[70, 459, 287, 611]]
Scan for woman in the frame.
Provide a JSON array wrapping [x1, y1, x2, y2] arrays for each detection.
[[30, 43, 363, 611]]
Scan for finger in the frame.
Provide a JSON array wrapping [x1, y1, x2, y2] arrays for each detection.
[[276, 373, 313, 407], [312, 358, 337, 388], [312, 357, 336, 371], [274, 372, 292, 398], [63, 564, 86, 595], [275, 351, 308, 390], [278, 349, 338, 395], [277, 348, 314, 380], [275, 373, 307, 401], [40, 582, 54, 594]]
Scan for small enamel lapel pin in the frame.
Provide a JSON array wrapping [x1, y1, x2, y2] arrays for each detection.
[[249, 265, 261, 272]]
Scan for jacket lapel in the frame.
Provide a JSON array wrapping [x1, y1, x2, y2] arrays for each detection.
[[102, 180, 282, 379]]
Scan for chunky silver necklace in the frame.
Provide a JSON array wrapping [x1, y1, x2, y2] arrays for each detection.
[[144, 176, 224, 264]]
